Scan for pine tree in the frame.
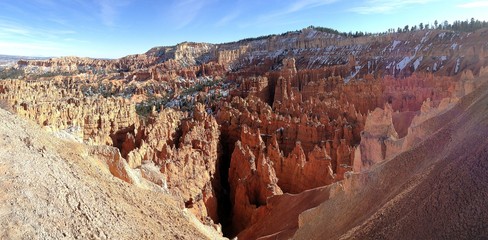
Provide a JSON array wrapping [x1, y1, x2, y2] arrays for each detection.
[[443, 20, 449, 30]]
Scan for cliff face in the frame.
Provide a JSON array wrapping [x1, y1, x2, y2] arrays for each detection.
[[18, 28, 488, 81], [0, 79, 139, 145], [120, 104, 221, 224], [3, 27, 488, 238]]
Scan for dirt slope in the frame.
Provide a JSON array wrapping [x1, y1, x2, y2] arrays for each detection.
[[0, 109, 216, 239], [292, 82, 488, 239]]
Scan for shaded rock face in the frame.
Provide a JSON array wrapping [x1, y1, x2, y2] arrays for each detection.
[[228, 126, 282, 233], [3, 27, 488, 239], [123, 103, 222, 223]]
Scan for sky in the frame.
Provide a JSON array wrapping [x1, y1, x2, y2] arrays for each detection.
[[0, 0, 487, 58]]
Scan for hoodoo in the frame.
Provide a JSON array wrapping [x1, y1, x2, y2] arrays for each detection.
[[1, 2, 488, 239]]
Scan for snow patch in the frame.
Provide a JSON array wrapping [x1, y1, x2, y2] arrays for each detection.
[[221, 90, 229, 97], [455, 58, 461, 73], [414, 44, 422, 54], [413, 56, 423, 71], [396, 56, 413, 71], [421, 32, 430, 43], [386, 62, 393, 69], [306, 29, 318, 39], [344, 66, 361, 83], [391, 40, 401, 51]]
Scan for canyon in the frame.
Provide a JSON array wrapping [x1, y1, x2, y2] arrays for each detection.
[[1, 26, 488, 239]]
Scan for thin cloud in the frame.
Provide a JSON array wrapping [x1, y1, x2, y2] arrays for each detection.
[[0, 26, 31, 36], [0, 21, 35, 38], [169, 0, 216, 29], [97, 0, 132, 27], [0, 19, 76, 41], [287, 0, 340, 13], [244, 0, 338, 28], [63, 38, 89, 43], [216, 11, 240, 27], [349, 0, 436, 14], [0, 28, 82, 57], [32, 0, 56, 7], [458, 1, 488, 8], [0, 2, 28, 16], [265, 0, 339, 20], [0, 41, 60, 52]]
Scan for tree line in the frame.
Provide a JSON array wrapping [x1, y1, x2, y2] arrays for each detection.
[[310, 18, 488, 38], [227, 18, 488, 44]]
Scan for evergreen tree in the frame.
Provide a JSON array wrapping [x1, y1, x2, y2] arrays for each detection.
[[443, 20, 449, 29]]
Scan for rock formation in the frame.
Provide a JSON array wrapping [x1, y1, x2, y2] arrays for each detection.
[[2, 26, 488, 239]]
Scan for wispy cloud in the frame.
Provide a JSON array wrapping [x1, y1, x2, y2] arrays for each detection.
[[0, 20, 76, 40], [349, 0, 436, 14], [242, 0, 338, 28], [169, 0, 216, 29], [458, 1, 488, 8], [287, 0, 340, 13], [32, 0, 56, 7], [216, 11, 240, 27], [0, 19, 80, 56], [0, 2, 28, 16], [0, 42, 61, 52], [97, 0, 132, 27], [1, 26, 30, 36], [263, 0, 339, 20]]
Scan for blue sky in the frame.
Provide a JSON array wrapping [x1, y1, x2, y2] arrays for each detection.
[[0, 0, 486, 58]]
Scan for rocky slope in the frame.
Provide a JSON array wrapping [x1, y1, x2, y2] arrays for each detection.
[[2, 26, 488, 239], [0, 107, 223, 239]]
